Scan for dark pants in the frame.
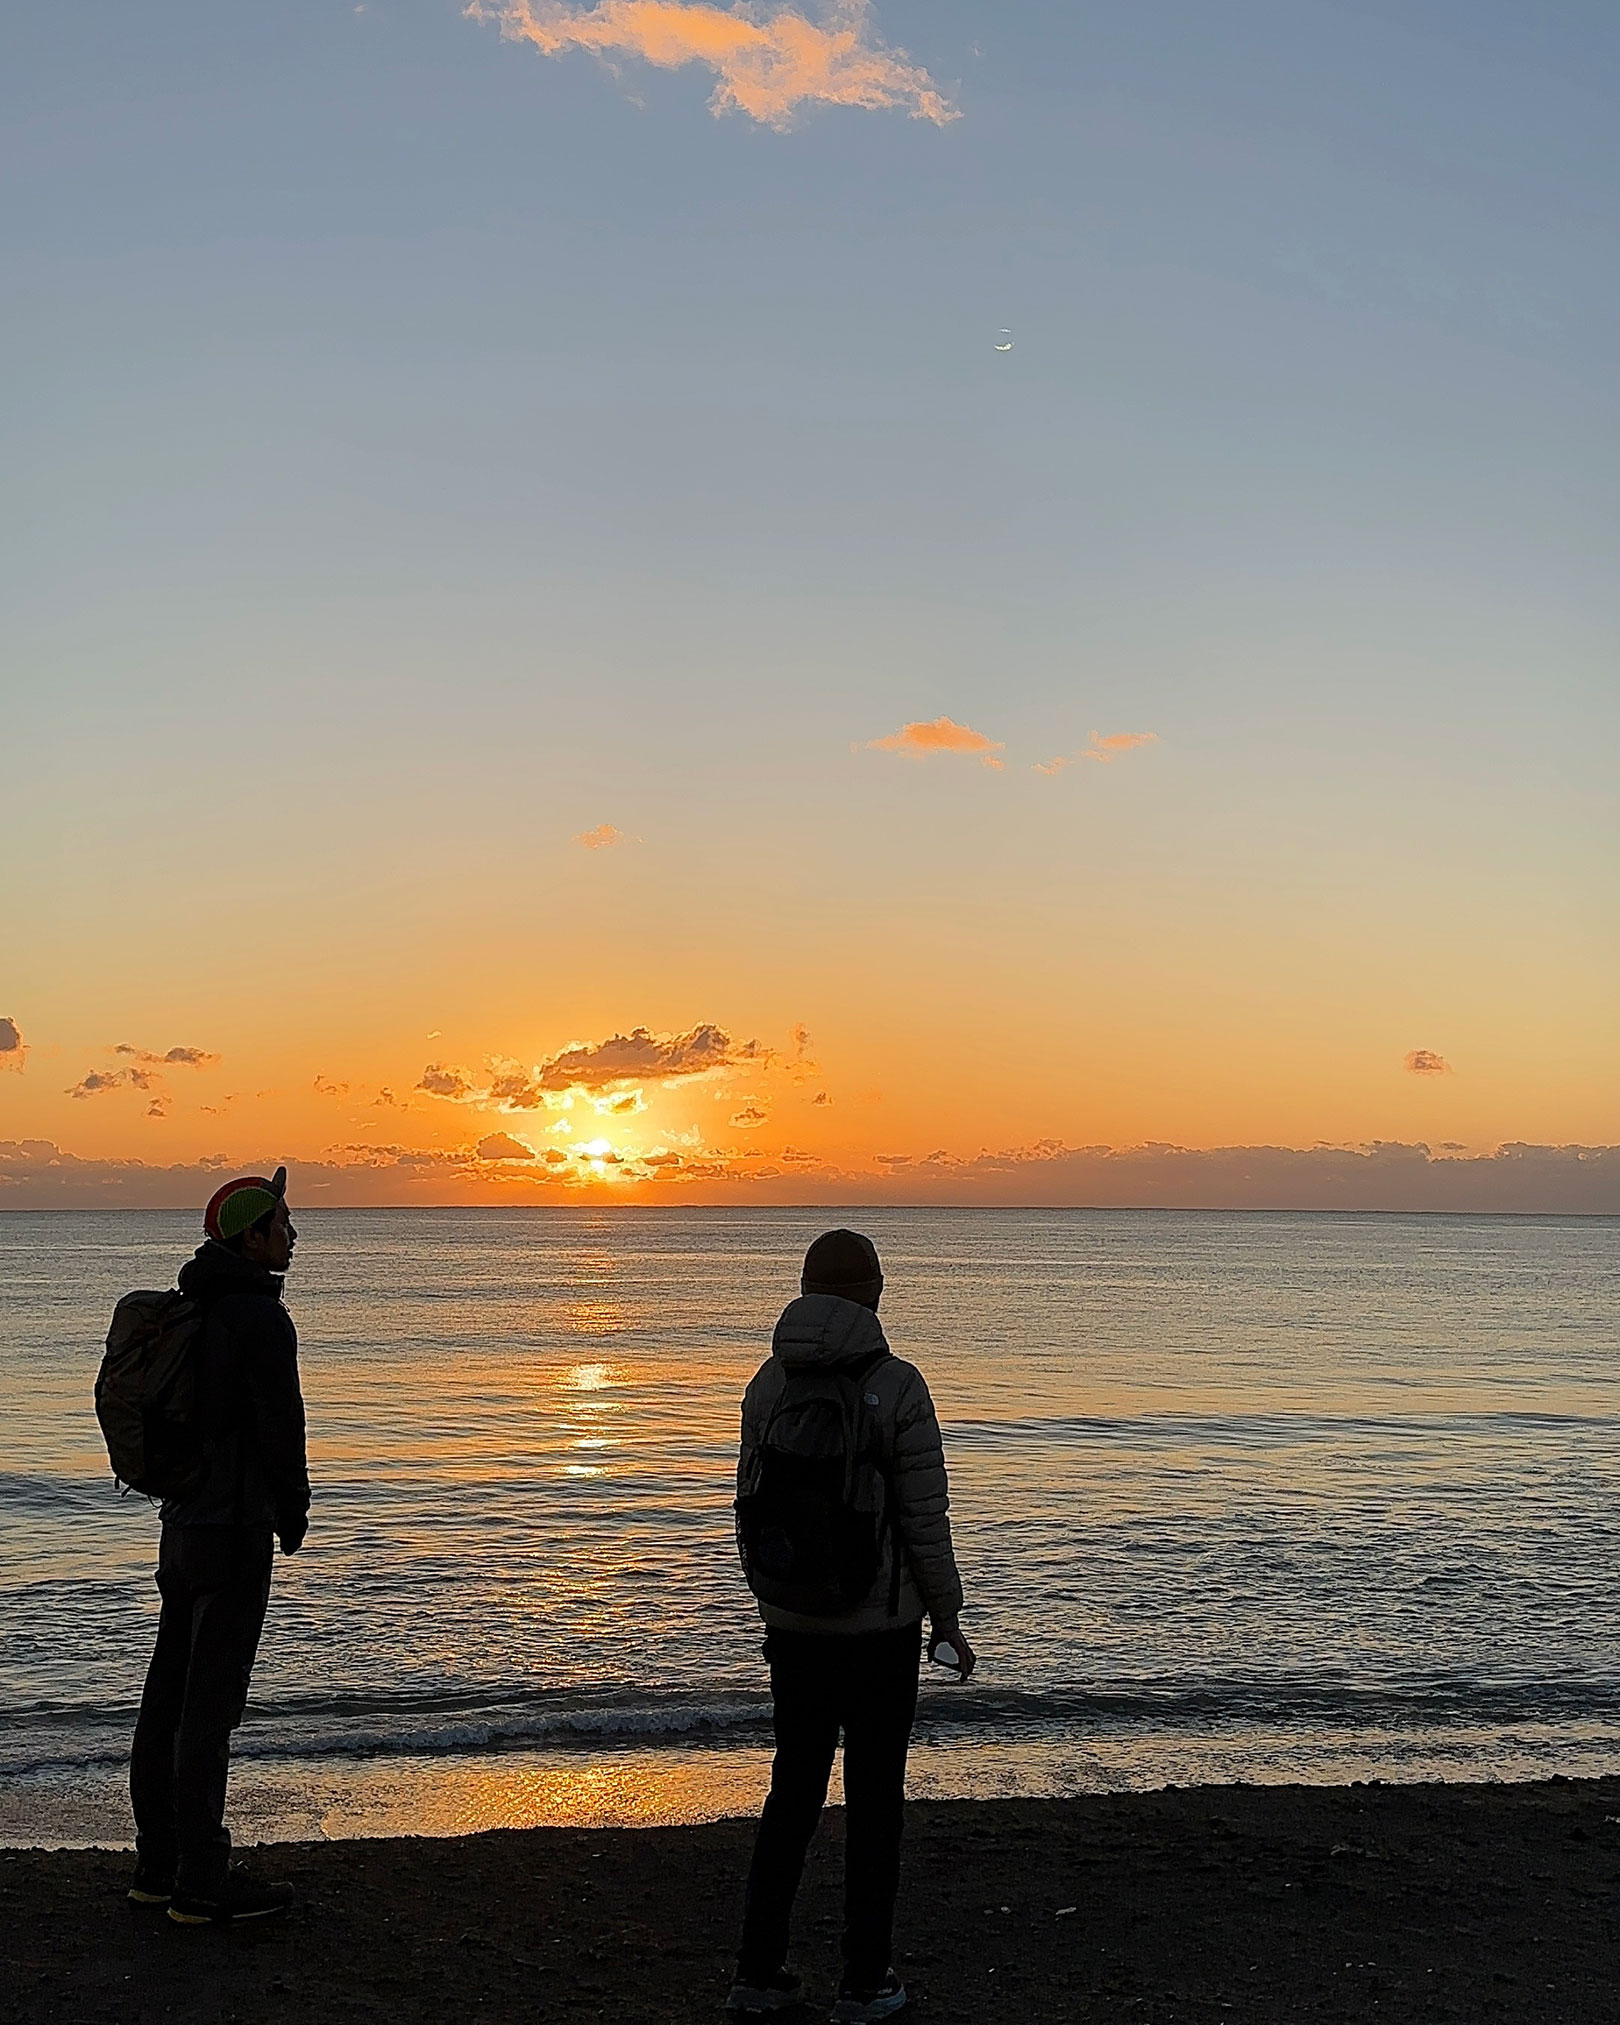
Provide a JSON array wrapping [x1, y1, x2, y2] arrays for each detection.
[[739, 1625, 922, 1987], [129, 1523, 274, 1890]]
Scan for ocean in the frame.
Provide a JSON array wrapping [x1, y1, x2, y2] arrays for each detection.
[[2, 1206, 1617, 1849]]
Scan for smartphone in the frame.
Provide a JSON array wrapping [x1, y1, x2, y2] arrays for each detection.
[[930, 1639, 962, 1671]]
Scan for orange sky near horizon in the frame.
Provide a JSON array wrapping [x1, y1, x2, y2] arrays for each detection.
[[4, 700, 1615, 1208]]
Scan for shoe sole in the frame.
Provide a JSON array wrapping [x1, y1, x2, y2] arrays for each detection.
[[829, 1994, 906, 2023], [168, 1902, 291, 1925], [127, 1889, 172, 1906], [726, 1993, 804, 2014]]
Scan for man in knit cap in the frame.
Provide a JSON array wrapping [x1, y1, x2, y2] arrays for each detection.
[[127, 1168, 310, 1924], [730, 1229, 974, 2022]]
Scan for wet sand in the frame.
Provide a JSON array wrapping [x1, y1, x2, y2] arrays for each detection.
[[4, 1778, 1620, 2023]]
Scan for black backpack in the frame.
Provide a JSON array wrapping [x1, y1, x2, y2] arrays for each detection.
[[736, 1353, 902, 1618], [94, 1290, 207, 1499]]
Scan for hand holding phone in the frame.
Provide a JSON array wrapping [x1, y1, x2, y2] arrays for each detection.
[[928, 1621, 976, 1680]]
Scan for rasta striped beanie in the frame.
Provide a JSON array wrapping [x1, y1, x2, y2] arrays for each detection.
[[204, 1166, 288, 1243]]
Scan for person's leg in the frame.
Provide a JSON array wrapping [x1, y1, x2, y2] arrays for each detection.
[[738, 1631, 841, 1979], [171, 1528, 274, 1896], [128, 1526, 194, 1879], [838, 1626, 922, 1988]]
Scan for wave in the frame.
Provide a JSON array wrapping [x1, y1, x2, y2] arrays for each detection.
[[947, 1409, 1620, 1453], [10, 1673, 1620, 1779]]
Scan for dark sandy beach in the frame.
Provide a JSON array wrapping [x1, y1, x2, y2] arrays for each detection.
[[5, 1778, 1620, 2024]]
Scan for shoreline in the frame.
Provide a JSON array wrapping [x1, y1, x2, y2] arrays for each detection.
[[13, 1720, 1620, 1852], [5, 1779, 1620, 2021]]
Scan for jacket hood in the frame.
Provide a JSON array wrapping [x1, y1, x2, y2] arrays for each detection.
[[772, 1292, 888, 1373], [178, 1239, 284, 1305]]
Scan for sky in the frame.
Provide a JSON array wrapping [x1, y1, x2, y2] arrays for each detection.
[[3, 0, 1618, 1209]]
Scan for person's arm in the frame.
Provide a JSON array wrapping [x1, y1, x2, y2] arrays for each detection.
[[735, 1364, 770, 1578], [891, 1367, 971, 1669], [241, 1304, 310, 1552]]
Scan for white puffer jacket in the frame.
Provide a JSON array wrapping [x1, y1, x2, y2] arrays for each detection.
[[738, 1293, 965, 1635]]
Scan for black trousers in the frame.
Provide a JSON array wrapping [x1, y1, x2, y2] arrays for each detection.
[[129, 1523, 274, 1890], [739, 1625, 922, 1987]]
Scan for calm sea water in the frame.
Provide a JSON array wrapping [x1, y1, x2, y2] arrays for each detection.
[[2, 1207, 1618, 1846]]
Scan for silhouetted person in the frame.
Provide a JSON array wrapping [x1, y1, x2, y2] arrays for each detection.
[[730, 1229, 974, 2022], [127, 1169, 309, 1923]]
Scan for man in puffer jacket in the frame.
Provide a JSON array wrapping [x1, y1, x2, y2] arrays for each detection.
[[729, 1229, 974, 2023]]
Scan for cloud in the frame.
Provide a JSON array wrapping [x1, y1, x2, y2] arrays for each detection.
[[867, 716, 1004, 769], [1405, 1050, 1452, 1076], [731, 1104, 769, 1127], [416, 1023, 770, 1112], [477, 1132, 537, 1162], [5, 1135, 1620, 1212], [811, 1090, 832, 1106], [65, 1042, 221, 1103], [115, 1044, 219, 1068], [68, 1067, 160, 1099], [313, 1075, 350, 1098], [791, 1024, 811, 1057], [419, 1063, 478, 1100], [0, 1018, 24, 1071], [1034, 730, 1158, 776], [468, 0, 957, 129], [487, 1060, 548, 1109], [573, 822, 633, 850], [533, 1022, 769, 1093]]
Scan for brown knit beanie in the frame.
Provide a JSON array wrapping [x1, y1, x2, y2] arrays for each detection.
[[801, 1228, 883, 1307]]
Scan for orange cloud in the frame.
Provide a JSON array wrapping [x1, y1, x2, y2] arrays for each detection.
[[477, 1131, 536, 1161], [868, 716, 1004, 769], [416, 1023, 771, 1110], [115, 1043, 219, 1068], [68, 1067, 159, 1099], [574, 822, 632, 850], [731, 1104, 769, 1127], [468, 0, 958, 129], [419, 1062, 477, 1100], [1405, 1049, 1452, 1076], [533, 1022, 769, 1093], [0, 1018, 25, 1072], [6, 1136, 1620, 1213], [68, 1043, 221, 1103], [1034, 730, 1158, 775]]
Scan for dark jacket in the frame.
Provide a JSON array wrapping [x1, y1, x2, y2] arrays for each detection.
[[161, 1241, 310, 1536], [739, 1294, 965, 1635]]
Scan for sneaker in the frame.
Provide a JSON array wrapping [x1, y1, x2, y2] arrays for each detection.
[[168, 1867, 295, 1925], [726, 1966, 806, 2013], [127, 1857, 174, 1907], [829, 1971, 907, 2022]]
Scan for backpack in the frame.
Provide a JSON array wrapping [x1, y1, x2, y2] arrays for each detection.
[[94, 1291, 207, 1499], [736, 1353, 902, 1618]]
